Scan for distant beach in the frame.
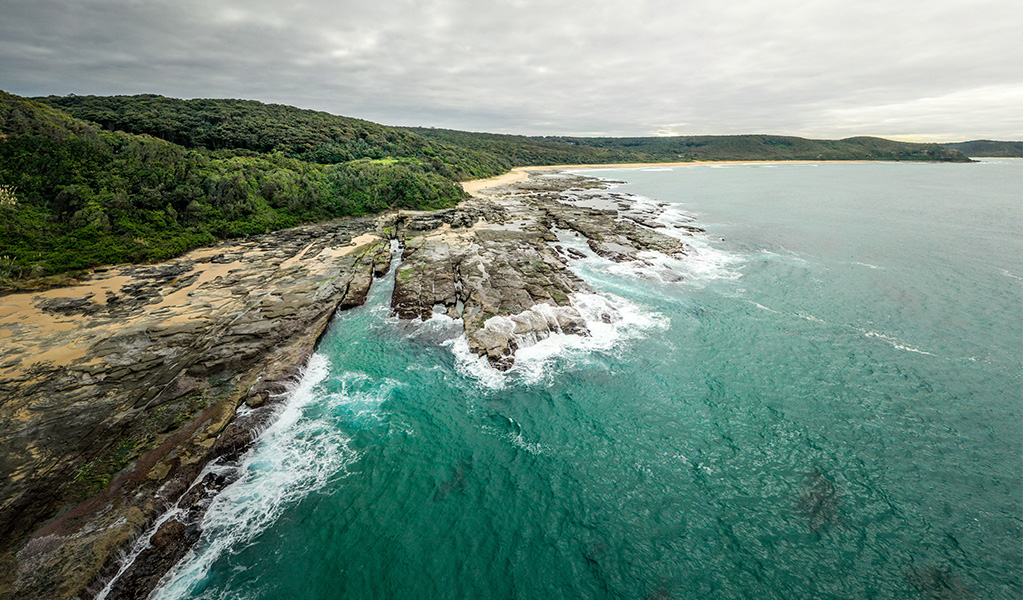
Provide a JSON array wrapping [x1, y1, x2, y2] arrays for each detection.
[[461, 160, 861, 195]]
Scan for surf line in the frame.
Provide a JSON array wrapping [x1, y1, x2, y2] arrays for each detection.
[[94, 242, 405, 599]]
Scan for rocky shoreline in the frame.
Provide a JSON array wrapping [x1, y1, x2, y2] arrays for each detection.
[[0, 169, 698, 599], [391, 172, 690, 370]]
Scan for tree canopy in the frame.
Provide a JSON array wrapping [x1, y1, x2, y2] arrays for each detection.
[[0, 91, 973, 288]]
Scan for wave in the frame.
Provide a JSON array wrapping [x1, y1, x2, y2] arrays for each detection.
[[747, 302, 934, 357], [616, 194, 744, 283], [621, 193, 696, 228], [149, 356, 387, 600], [509, 430, 544, 455], [758, 248, 810, 265], [861, 330, 935, 356], [749, 301, 780, 314], [446, 293, 667, 390], [678, 239, 743, 283], [552, 189, 744, 287], [998, 268, 1023, 282], [673, 452, 714, 475]]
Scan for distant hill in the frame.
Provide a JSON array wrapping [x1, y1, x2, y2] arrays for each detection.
[[942, 140, 1023, 158], [38, 94, 511, 180], [40, 95, 972, 174], [1, 91, 975, 286], [405, 129, 972, 164]]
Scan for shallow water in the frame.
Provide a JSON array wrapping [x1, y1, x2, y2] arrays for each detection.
[[153, 160, 1022, 600]]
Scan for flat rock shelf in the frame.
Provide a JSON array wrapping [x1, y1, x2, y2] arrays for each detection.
[[0, 169, 699, 600]]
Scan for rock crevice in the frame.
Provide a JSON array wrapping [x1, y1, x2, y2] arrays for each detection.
[[0, 169, 696, 599], [391, 171, 689, 370]]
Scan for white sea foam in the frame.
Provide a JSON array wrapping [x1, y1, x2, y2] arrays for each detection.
[[447, 336, 508, 389], [622, 193, 696, 231], [149, 355, 384, 600], [999, 268, 1023, 282], [678, 239, 743, 283], [606, 251, 688, 284], [94, 505, 187, 600], [556, 188, 748, 288], [590, 191, 744, 284], [556, 214, 742, 288], [509, 431, 544, 455], [447, 293, 667, 389], [862, 330, 935, 356], [750, 301, 780, 314]]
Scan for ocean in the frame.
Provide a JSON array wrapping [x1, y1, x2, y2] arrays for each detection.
[[148, 160, 1022, 600]]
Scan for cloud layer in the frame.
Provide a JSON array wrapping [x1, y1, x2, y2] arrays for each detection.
[[1, 0, 1020, 140]]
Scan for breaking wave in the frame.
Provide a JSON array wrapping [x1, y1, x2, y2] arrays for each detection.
[[447, 293, 667, 390], [149, 356, 391, 600], [861, 330, 936, 356]]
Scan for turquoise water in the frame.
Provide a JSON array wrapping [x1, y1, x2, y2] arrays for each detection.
[[153, 160, 1022, 600]]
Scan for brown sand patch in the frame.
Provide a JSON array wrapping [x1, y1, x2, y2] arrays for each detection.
[[338, 233, 383, 255], [28, 344, 89, 367], [277, 241, 318, 271]]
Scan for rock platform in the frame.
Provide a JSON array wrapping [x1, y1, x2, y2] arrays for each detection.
[[0, 169, 696, 599]]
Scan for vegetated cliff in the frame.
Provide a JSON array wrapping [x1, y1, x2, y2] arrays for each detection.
[[0, 92, 464, 288], [942, 139, 1023, 158], [40, 94, 975, 171], [4, 92, 973, 289], [406, 128, 974, 164], [37, 94, 510, 180]]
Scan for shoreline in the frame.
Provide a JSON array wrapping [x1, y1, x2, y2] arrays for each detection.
[[0, 158, 997, 598], [461, 160, 864, 195], [0, 216, 394, 599], [94, 170, 638, 597]]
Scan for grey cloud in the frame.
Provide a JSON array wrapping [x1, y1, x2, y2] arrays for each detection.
[[1, 0, 1020, 140]]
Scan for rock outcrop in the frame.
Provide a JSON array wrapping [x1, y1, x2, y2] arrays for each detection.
[[391, 171, 689, 370], [0, 168, 697, 599], [0, 217, 390, 599]]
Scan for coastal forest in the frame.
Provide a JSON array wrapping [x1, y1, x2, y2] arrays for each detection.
[[0, 91, 976, 289]]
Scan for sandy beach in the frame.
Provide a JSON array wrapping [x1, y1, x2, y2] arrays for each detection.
[[461, 160, 852, 195]]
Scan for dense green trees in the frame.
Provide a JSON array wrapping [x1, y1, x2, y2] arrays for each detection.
[[0, 93, 465, 287], [943, 140, 1023, 158], [39, 94, 510, 180], [0, 91, 974, 288], [406, 129, 971, 164]]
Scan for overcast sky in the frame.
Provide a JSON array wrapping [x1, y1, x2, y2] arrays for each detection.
[[1, 0, 1020, 140]]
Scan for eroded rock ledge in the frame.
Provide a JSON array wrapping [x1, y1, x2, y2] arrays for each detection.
[[0, 217, 391, 599], [392, 171, 690, 370], [0, 169, 696, 599]]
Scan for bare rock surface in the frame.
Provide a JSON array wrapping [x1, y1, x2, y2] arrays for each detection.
[[392, 170, 689, 370], [0, 168, 695, 599], [0, 216, 390, 599]]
